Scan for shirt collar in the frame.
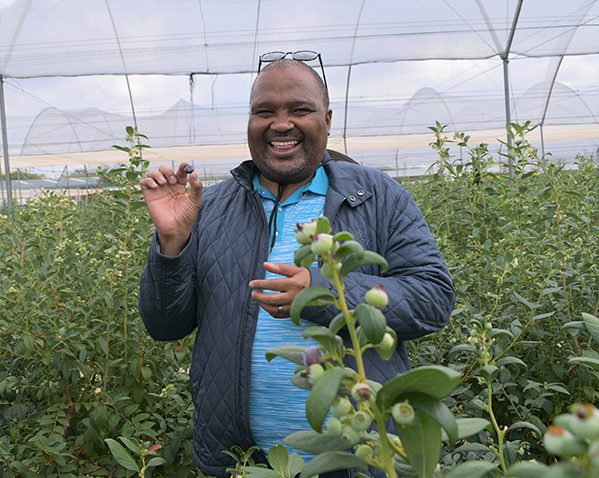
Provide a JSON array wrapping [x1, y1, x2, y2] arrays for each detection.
[[253, 165, 328, 204]]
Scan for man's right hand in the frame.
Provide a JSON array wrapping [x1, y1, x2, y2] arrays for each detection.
[[140, 162, 203, 256]]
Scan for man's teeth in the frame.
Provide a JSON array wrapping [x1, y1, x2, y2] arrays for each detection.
[[271, 141, 298, 147]]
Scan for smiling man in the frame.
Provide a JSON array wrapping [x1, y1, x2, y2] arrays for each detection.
[[139, 54, 455, 477]]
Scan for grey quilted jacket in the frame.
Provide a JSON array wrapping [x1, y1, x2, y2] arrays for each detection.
[[139, 154, 455, 476]]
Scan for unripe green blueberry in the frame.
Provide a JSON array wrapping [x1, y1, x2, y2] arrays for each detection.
[[376, 333, 395, 353], [311, 233, 334, 254], [300, 221, 318, 238], [332, 397, 353, 418], [570, 404, 599, 440], [354, 444, 373, 461], [544, 425, 587, 457], [341, 425, 361, 446], [365, 285, 388, 308], [326, 416, 343, 436], [307, 364, 324, 385], [351, 383, 373, 402], [392, 401, 415, 426], [351, 411, 372, 431]]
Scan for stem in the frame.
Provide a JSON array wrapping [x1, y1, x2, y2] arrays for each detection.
[[332, 272, 366, 381], [486, 381, 507, 474], [373, 411, 399, 478]]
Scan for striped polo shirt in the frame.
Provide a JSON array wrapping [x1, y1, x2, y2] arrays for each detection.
[[249, 165, 328, 460]]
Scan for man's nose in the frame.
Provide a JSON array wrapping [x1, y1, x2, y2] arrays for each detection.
[[270, 113, 293, 132]]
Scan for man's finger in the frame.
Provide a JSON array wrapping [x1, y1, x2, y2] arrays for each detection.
[[263, 262, 304, 277], [249, 278, 290, 292], [252, 290, 291, 306]]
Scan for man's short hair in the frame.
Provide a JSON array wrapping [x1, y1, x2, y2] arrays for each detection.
[[253, 59, 330, 109]]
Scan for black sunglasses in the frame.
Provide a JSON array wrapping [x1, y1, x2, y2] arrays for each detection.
[[258, 50, 328, 91]]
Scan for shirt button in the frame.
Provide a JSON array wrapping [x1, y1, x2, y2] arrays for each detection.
[[357, 189, 365, 196], [349, 195, 357, 202]]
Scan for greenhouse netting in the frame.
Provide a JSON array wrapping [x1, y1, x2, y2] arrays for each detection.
[[0, 0, 598, 201]]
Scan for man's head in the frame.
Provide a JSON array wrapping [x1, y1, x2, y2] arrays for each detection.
[[248, 60, 332, 185]]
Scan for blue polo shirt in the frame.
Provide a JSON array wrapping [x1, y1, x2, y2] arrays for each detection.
[[249, 166, 328, 460]]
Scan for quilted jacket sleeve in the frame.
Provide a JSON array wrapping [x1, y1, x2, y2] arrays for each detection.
[[138, 232, 198, 341], [305, 186, 455, 341]]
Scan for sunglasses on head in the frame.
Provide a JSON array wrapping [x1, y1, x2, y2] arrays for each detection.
[[258, 50, 328, 91]]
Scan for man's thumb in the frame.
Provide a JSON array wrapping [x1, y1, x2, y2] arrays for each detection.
[[189, 172, 203, 208]]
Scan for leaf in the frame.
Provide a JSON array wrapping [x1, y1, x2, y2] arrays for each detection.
[[334, 240, 365, 260], [284, 430, 349, 453], [582, 312, 599, 343], [496, 356, 527, 368], [479, 364, 499, 383], [306, 368, 345, 432], [265, 345, 305, 365], [354, 304, 386, 344], [104, 438, 140, 472], [340, 251, 389, 275], [442, 418, 492, 441], [246, 467, 281, 478], [377, 366, 461, 409], [448, 344, 476, 357], [118, 436, 141, 455], [268, 445, 289, 474], [444, 461, 497, 478], [294, 244, 314, 267], [395, 412, 441, 478], [300, 451, 365, 478], [532, 312, 555, 321], [290, 286, 336, 326], [316, 216, 332, 234], [507, 421, 542, 437], [407, 393, 458, 443], [329, 312, 347, 334], [333, 231, 354, 242], [568, 356, 599, 370], [146, 457, 167, 468], [287, 453, 305, 476]]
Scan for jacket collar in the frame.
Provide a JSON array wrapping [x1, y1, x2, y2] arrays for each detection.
[[231, 150, 373, 209]]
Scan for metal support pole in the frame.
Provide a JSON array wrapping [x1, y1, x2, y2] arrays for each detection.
[[502, 59, 513, 177], [0, 75, 14, 210]]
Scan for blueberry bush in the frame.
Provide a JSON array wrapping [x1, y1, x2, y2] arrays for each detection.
[[0, 123, 597, 476]]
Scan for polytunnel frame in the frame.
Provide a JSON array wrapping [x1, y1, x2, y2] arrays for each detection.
[[0, 0, 596, 209]]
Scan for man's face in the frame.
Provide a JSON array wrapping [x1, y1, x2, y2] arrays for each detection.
[[248, 65, 332, 184]]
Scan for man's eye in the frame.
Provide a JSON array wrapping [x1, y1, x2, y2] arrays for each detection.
[[253, 110, 272, 117], [293, 108, 311, 115]]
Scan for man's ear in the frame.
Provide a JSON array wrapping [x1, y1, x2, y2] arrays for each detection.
[[326, 109, 333, 134]]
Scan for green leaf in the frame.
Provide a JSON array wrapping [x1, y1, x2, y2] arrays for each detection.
[[333, 231, 354, 242], [300, 451, 365, 478], [246, 467, 281, 478], [354, 304, 386, 344], [284, 430, 349, 453], [268, 445, 289, 474], [377, 366, 461, 409], [506, 461, 549, 477], [118, 436, 141, 455], [479, 364, 499, 383], [146, 457, 167, 468], [302, 326, 339, 350], [395, 412, 441, 478], [334, 240, 365, 260], [329, 312, 347, 334], [104, 438, 140, 472], [582, 312, 599, 342], [507, 421, 542, 437], [290, 286, 336, 326], [306, 368, 345, 432], [496, 356, 527, 368], [316, 216, 332, 234], [448, 344, 476, 357], [287, 453, 305, 477], [265, 345, 305, 365], [294, 244, 314, 267], [568, 356, 599, 370], [453, 418, 492, 440], [444, 461, 497, 478], [406, 393, 458, 443], [340, 251, 388, 275]]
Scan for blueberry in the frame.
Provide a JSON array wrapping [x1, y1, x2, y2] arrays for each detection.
[[183, 165, 194, 174]]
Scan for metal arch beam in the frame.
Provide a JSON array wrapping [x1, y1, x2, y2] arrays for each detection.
[[0, 75, 13, 210], [501, 0, 524, 177]]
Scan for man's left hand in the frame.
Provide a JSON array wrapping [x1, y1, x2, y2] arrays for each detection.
[[249, 262, 311, 318]]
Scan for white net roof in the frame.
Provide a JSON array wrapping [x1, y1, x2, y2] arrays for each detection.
[[0, 0, 598, 177]]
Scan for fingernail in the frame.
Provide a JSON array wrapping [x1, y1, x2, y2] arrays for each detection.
[[249, 281, 254, 288]]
